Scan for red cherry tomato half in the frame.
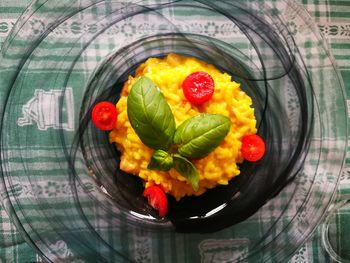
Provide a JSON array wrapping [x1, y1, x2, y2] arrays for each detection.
[[182, 71, 215, 105], [241, 134, 266, 162], [91, 101, 118, 130], [143, 185, 168, 218]]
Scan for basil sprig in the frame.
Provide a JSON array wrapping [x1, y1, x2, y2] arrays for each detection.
[[127, 76, 231, 191], [127, 76, 175, 151], [173, 154, 199, 191], [174, 114, 231, 158], [148, 150, 173, 171]]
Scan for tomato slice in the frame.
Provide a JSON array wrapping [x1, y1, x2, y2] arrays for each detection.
[[91, 101, 118, 130], [182, 71, 214, 105], [241, 134, 266, 162], [143, 185, 168, 218]]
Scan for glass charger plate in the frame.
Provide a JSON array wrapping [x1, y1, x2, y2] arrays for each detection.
[[0, 0, 347, 262]]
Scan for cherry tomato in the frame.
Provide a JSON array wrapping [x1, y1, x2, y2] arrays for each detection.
[[182, 71, 214, 105], [91, 101, 118, 130], [241, 134, 266, 162], [143, 185, 168, 218]]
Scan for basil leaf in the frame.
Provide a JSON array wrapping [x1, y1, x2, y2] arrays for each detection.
[[148, 150, 173, 171], [174, 114, 231, 159], [173, 154, 199, 191], [127, 76, 176, 151]]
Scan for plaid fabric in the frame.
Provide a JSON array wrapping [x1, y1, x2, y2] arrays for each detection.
[[289, 1, 350, 262], [0, 0, 349, 262]]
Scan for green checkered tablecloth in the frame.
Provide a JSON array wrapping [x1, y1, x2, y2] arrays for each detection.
[[0, 0, 349, 262]]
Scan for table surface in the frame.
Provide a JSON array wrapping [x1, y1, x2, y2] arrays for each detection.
[[0, 0, 349, 262]]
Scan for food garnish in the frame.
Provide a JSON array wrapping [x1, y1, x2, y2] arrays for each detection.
[[127, 76, 175, 151], [174, 114, 231, 159], [182, 71, 214, 105], [143, 185, 168, 218], [91, 101, 118, 130], [148, 150, 173, 172], [172, 154, 199, 191], [241, 134, 266, 162]]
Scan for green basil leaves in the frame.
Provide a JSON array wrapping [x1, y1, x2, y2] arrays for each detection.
[[127, 76, 231, 191], [127, 76, 175, 151], [173, 154, 199, 191], [148, 150, 173, 171], [174, 114, 231, 158]]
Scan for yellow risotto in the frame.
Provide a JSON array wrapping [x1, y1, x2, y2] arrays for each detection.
[[109, 53, 257, 200]]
